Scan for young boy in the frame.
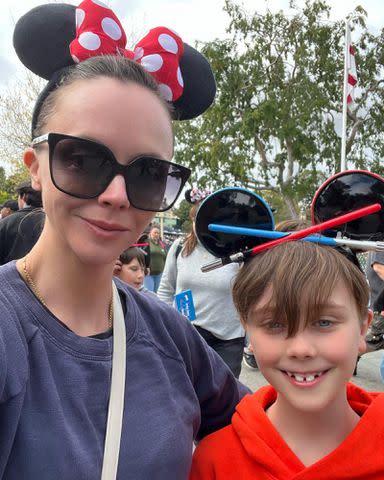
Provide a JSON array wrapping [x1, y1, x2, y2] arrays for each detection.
[[190, 241, 384, 479], [115, 247, 147, 291]]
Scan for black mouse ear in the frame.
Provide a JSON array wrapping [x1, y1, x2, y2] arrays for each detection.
[[13, 3, 76, 80], [172, 43, 216, 120]]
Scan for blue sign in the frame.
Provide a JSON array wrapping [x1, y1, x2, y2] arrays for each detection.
[[175, 289, 196, 321]]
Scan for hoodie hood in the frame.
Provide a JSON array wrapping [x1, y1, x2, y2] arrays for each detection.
[[230, 383, 384, 479]]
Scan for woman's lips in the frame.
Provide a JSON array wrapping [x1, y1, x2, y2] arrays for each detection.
[[83, 218, 128, 238]]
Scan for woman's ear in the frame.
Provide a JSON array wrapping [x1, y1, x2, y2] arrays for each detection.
[[358, 309, 373, 355], [23, 147, 42, 191]]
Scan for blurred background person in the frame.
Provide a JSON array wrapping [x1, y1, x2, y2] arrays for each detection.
[[0, 200, 19, 220], [158, 187, 245, 378], [143, 224, 167, 293], [115, 247, 146, 290], [365, 251, 384, 352], [0, 180, 44, 265]]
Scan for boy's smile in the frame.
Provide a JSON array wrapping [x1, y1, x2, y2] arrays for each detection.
[[282, 369, 329, 387]]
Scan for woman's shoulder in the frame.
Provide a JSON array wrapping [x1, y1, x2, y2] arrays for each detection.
[[0, 263, 30, 401]]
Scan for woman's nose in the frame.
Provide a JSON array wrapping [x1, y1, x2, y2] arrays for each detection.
[[98, 175, 130, 208]]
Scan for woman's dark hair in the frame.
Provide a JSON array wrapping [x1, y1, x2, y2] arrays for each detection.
[[33, 55, 171, 137]]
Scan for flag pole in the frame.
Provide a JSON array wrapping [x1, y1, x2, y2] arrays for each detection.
[[340, 19, 349, 172]]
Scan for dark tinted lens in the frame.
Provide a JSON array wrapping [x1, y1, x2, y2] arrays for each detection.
[[195, 188, 275, 257], [313, 172, 384, 240], [51, 137, 113, 198], [125, 157, 184, 211]]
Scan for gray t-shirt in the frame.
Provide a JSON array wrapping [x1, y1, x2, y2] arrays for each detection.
[[157, 239, 245, 340]]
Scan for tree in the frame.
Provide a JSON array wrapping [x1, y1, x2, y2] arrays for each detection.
[[172, 199, 192, 232], [0, 72, 46, 171], [174, 0, 384, 217]]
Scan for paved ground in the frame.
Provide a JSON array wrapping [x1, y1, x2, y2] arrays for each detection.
[[240, 350, 384, 392]]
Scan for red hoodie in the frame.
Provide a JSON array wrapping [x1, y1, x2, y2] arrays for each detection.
[[190, 384, 384, 479]]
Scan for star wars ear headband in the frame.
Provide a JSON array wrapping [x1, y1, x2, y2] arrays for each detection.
[[185, 187, 212, 204], [13, 0, 217, 134], [193, 171, 384, 271]]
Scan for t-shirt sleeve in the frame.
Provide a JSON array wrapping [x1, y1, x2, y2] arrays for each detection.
[[175, 316, 250, 440], [0, 309, 28, 403]]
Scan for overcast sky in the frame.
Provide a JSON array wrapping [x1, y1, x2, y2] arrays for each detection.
[[0, 0, 383, 86]]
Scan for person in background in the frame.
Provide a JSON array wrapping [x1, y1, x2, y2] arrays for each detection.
[[115, 247, 147, 292], [158, 187, 245, 378], [143, 223, 167, 293], [190, 241, 384, 479], [365, 251, 384, 352], [0, 180, 44, 265], [0, 200, 19, 220]]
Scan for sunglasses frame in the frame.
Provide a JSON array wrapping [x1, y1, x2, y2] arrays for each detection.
[[31, 132, 191, 212]]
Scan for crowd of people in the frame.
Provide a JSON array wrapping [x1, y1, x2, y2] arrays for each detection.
[[0, 0, 383, 478]]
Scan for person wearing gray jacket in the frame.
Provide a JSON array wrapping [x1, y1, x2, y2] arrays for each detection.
[[157, 189, 245, 377]]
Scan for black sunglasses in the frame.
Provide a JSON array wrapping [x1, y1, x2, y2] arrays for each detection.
[[31, 133, 191, 212]]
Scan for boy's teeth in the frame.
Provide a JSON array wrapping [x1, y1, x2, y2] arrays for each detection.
[[286, 372, 322, 382]]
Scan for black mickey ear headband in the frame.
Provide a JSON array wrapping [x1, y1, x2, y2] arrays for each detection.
[[13, 0, 216, 135]]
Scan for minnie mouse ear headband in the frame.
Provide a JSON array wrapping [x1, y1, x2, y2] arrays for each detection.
[[13, 0, 216, 135], [185, 187, 212, 204]]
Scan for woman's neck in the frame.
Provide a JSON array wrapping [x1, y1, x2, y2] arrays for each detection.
[[266, 391, 360, 466], [17, 231, 115, 337]]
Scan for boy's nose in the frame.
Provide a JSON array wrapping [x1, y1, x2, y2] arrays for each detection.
[[285, 332, 317, 358]]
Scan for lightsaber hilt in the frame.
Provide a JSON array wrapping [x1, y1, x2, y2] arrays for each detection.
[[201, 252, 245, 272]]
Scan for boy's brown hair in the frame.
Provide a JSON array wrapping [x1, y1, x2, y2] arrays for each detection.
[[119, 247, 146, 269], [232, 241, 369, 337]]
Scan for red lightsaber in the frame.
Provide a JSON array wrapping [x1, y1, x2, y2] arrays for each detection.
[[249, 203, 381, 256]]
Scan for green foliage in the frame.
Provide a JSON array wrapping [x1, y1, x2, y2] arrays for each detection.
[[172, 199, 192, 232], [174, 0, 384, 217], [3, 163, 30, 196]]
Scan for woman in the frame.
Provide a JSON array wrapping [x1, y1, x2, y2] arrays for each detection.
[[158, 188, 246, 378], [143, 224, 167, 292], [0, 2, 248, 478]]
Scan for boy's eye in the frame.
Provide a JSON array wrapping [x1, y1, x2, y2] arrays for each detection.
[[316, 318, 334, 328], [263, 320, 286, 333]]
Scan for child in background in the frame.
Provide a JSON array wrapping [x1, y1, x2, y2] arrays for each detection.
[[115, 247, 147, 291], [190, 241, 384, 479]]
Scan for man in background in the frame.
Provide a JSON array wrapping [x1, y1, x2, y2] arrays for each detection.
[[0, 200, 19, 220], [0, 180, 45, 265], [365, 251, 384, 351]]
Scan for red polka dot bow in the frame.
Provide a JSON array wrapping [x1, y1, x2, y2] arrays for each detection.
[[69, 0, 184, 102]]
